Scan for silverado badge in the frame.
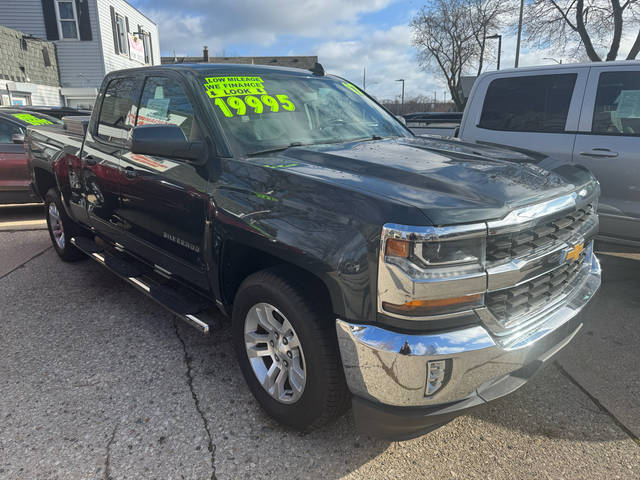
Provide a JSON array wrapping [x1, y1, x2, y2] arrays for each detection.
[[562, 242, 584, 263]]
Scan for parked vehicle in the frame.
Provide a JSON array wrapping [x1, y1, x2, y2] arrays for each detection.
[[0, 109, 61, 204], [404, 112, 462, 137], [1, 105, 92, 120], [419, 61, 640, 247], [27, 64, 601, 439]]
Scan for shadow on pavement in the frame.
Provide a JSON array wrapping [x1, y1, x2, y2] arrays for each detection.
[[1, 243, 638, 479], [469, 251, 640, 443], [176, 323, 391, 479], [468, 361, 630, 442], [555, 252, 640, 438]]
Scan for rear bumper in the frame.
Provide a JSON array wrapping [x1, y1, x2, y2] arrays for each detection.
[[336, 254, 601, 440]]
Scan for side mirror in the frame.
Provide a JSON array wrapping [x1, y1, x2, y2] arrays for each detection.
[[395, 115, 407, 126], [12, 133, 25, 144], [130, 124, 206, 164]]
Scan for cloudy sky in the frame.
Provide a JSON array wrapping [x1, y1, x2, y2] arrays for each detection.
[[130, 0, 638, 102]]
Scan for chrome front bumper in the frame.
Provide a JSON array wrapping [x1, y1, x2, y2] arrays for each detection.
[[336, 254, 601, 411]]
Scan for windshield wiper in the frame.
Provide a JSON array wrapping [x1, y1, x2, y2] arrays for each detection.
[[247, 142, 304, 157], [247, 136, 391, 156], [350, 135, 391, 142]]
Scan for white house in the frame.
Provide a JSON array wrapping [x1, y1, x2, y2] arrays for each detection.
[[0, 0, 160, 107]]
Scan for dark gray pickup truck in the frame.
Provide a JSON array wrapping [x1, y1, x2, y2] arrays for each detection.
[[27, 63, 601, 439]]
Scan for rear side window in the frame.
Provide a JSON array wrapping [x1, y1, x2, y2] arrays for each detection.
[[137, 76, 196, 139], [479, 74, 577, 133], [97, 77, 139, 144], [592, 71, 640, 135], [0, 119, 24, 144]]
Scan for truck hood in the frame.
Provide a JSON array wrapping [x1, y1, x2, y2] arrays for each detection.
[[253, 136, 595, 225]]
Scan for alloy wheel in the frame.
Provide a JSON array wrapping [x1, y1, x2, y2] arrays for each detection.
[[244, 302, 307, 403], [48, 203, 65, 250]]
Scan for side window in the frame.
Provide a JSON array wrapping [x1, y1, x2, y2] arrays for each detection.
[[0, 119, 24, 144], [137, 76, 196, 139], [479, 74, 577, 133], [592, 71, 640, 135], [97, 77, 139, 144]]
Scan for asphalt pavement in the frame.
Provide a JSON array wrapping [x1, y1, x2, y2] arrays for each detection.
[[0, 212, 638, 479], [0, 204, 46, 232]]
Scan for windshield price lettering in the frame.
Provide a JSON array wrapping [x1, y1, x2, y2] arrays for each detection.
[[214, 95, 296, 118], [12, 113, 54, 126], [203, 76, 267, 98]]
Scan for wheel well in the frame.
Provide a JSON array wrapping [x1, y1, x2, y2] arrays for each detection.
[[33, 168, 57, 198], [221, 241, 334, 314]]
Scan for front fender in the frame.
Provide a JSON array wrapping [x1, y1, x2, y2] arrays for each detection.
[[209, 159, 426, 322]]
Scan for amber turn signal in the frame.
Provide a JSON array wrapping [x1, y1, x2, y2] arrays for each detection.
[[382, 294, 482, 316], [385, 238, 410, 258]]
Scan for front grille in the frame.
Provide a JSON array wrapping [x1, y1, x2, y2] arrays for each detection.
[[487, 204, 595, 263], [486, 250, 587, 326]]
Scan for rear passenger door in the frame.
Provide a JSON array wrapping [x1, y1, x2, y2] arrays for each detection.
[[573, 66, 640, 243], [462, 70, 587, 162], [116, 74, 211, 290], [82, 76, 141, 239]]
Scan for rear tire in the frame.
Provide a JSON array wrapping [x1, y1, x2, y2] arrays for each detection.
[[44, 188, 84, 262], [232, 267, 350, 431]]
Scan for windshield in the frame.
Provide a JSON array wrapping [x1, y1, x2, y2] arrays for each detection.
[[198, 72, 410, 155]]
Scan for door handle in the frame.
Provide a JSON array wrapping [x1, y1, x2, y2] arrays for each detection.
[[123, 166, 138, 178], [85, 155, 98, 166], [579, 148, 619, 158]]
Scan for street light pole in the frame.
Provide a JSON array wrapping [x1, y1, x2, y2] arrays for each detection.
[[485, 34, 502, 70], [396, 79, 405, 114], [515, 0, 524, 68]]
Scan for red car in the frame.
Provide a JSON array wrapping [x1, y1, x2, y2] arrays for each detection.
[[0, 109, 61, 204]]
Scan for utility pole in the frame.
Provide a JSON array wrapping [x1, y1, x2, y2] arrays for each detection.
[[515, 0, 524, 68], [396, 79, 405, 114], [363, 67, 366, 91]]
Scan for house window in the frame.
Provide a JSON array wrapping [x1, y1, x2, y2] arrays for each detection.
[[142, 33, 152, 64], [115, 14, 128, 55], [54, 0, 79, 39]]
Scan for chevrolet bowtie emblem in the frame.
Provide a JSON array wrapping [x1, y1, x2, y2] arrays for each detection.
[[564, 242, 584, 263]]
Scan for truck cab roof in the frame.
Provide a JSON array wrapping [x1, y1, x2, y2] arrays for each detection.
[[106, 62, 323, 79]]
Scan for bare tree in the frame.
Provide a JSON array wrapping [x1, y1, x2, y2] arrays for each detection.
[[469, 0, 511, 74], [411, 0, 510, 111], [525, 0, 640, 61]]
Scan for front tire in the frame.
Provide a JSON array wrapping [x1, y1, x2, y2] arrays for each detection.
[[44, 188, 84, 262], [232, 267, 350, 431]]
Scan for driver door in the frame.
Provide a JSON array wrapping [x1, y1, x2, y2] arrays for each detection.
[[116, 74, 211, 290]]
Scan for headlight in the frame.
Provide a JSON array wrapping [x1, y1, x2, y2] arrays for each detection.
[[378, 224, 487, 318], [386, 237, 484, 273]]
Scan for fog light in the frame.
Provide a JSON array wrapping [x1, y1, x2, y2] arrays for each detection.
[[425, 359, 450, 396]]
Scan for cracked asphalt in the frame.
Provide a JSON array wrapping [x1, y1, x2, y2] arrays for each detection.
[[0, 227, 638, 479]]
